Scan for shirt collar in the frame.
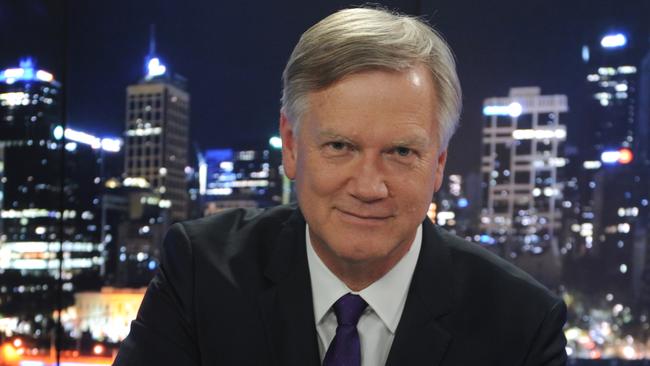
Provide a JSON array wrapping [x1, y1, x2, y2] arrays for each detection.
[[306, 224, 422, 333]]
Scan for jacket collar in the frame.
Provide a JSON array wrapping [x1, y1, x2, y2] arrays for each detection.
[[259, 209, 321, 366], [385, 218, 455, 365]]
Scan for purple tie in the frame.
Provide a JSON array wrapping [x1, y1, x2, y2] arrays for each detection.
[[323, 293, 368, 366]]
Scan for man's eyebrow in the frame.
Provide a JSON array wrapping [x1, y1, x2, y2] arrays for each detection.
[[317, 129, 431, 148], [317, 130, 354, 142], [390, 135, 430, 148]]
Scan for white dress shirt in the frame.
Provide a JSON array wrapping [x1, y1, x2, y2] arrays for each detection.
[[306, 225, 422, 366]]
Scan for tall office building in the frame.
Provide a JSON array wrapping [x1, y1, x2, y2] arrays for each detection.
[[562, 31, 650, 311], [480, 87, 568, 287], [124, 32, 190, 221], [0, 59, 122, 323]]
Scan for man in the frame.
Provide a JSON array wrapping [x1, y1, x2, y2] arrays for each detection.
[[115, 7, 567, 366]]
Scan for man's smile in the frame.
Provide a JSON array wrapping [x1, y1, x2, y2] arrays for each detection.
[[334, 207, 395, 225]]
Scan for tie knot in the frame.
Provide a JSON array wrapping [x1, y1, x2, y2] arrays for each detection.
[[333, 293, 367, 326]]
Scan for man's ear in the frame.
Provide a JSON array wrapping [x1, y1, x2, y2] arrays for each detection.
[[433, 148, 448, 192], [279, 111, 297, 180]]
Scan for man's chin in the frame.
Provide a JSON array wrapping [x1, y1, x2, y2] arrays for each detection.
[[330, 243, 394, 265]]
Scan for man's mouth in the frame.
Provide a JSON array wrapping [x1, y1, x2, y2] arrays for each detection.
[[335, 208, 394, 223]]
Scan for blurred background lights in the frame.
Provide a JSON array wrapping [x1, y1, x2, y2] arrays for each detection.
[[601, 148, 633, 165], [507, 102, 522, 117], [620, 264, 628, 274], [482, 102, 522, 117], [269, 136, 282, 149], [53, 125, 64, 140], [0, 57, 58, 84], [600, 33, 627, 48], [618, 148, 633, 164], [146, 57, 166, 79]]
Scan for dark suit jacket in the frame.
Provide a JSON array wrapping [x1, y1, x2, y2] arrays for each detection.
[[114, 205, 567, 365]]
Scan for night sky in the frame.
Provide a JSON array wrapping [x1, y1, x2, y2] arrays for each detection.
[[1, 0, 649, 176]]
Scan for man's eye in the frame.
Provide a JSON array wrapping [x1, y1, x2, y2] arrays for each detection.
[[395, 147, 412, 157], [326, 141, 349, 151]]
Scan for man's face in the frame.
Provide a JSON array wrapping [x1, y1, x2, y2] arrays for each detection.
[[280, 65, 447, 274]]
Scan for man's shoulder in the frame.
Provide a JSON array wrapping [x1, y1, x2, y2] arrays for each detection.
[[179, 204, 297, 238], [433, 226, 560, 307], [163, 204, 300, 265]]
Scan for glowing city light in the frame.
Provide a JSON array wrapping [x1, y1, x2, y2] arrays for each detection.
[[483, 102, 523, 117], [52, 128, 123, 152], [65, 142, 77, 152], [100, 138, 122, 152], [586, 74, 599, 82], [601, 151, 619, 163], [123, 177, 150, 188], [620, 264, 628, 274], [0, 92, 29, 107], [4, 68, 24, 78], [64, 129, 101, 149], [598, 67, 616, 76], [53, 125, 64, 140], [617, 65, 636, 74], [269, 136, 282, 149], [581, 45, 590, 63], [146, 57, 167, 79], [601, 148, 633, 165], [479, 235, 496, 245], [618, 148, 633, 164], [206, 187, 234, 196], [220, 161, 234, 172], [35, 70, 53, 82], [600, 33, 627, 48], [512, 128, 566, 140], [0, 58, 58, 85], [583, 160, 602, 170], [615, 84, 628, 92], [125, 127, 162, 136], [199, 162, 207, 195]]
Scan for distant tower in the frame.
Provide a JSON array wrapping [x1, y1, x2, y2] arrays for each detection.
[[480, 87, 569, 287], [563, 31, 650, 310], [0, 58, 122, 320], [124, 26, 190, 221]]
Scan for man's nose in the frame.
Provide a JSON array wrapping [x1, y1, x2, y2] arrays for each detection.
[[347, 155, 389, 202]]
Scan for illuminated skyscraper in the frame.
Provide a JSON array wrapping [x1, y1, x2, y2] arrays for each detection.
[[124, 30, 190, 221], [0, 58, 122, 321], [480, 87, 568, 287], [562, 31, 650, 310], [570, 32, 645, 251]]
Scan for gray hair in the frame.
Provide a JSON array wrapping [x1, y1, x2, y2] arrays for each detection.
[[281, 7, 462, 150]]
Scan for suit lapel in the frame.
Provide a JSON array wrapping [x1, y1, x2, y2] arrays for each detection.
[[385, 220, 455, 366], [258, 210, 321, 366]]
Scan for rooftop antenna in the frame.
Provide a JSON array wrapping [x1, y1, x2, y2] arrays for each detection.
[[149, 24, 156, 58]]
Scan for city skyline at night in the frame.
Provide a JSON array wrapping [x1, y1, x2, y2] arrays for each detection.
[[2, 1, 649, 175]]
